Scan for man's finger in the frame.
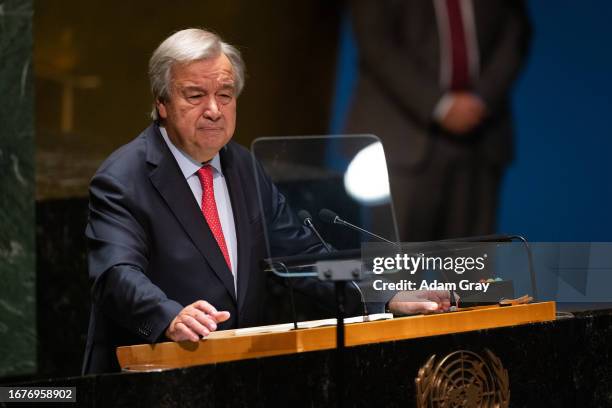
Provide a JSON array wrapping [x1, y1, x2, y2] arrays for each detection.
[[197, 312, 217, 332], [420, 301, 440, 311], [181, 315, 210, 338], [174, 322, 199, 342], [389, 300, 440, 315], [193, 300, 218, 315], [425, 292, 442, 303], [424, 290, 445, 304], [434, 290, 451, 299], [190, 310, 218, 332], [211, 310, 231, 323]]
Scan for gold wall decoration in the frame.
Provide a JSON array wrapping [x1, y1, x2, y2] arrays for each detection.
[[415, 349, 510, 408]]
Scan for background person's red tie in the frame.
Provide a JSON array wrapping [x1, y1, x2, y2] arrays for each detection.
[[197, 165, 232, 271], [446, 0, 470, 90]]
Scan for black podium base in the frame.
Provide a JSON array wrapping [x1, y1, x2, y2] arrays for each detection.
[[16, 308, 612, 408]]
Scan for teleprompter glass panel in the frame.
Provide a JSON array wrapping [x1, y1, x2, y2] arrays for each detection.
[[251, 134, 399, 277]]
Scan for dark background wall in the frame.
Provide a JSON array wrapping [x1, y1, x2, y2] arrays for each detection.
[[497, 0, 612, 241]]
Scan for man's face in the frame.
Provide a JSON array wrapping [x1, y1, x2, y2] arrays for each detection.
[[157, 53, 237, 162]]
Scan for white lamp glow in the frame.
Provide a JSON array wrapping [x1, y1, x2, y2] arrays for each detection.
[[343, 142, 390, 205]]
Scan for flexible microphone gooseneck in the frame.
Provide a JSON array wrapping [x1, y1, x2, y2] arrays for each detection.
[[440, 234, 538, 301], [318, 208, 397, 246], [298, 210, 369, 317]]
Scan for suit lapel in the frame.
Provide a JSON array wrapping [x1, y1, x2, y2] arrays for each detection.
[[220, 145, 252, 311], [145, 125, 237, 302]]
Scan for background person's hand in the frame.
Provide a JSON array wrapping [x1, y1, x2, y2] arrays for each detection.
[[165, 300, 231, 342], [387, 290, 451, 315], [440, 92, 487, 135]]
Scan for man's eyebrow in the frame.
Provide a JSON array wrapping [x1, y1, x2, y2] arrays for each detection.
[[218, 82, 235, 91], [179, 83, 234, 92], [181, 85, 205, 91]]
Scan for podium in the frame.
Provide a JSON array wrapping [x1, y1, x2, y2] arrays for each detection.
[[117, 302, 555, 371], [21, 302, 612, 407]]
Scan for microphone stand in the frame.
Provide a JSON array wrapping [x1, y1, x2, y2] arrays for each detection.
[[334, 280, 346, 408], [286, 276, 299, 331], [441, 234, 538, 301], [298, 210, 349, 408]]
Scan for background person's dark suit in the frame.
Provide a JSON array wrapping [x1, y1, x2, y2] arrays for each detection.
[[83, 124, 353, 374], [345, 0, 531, 241]]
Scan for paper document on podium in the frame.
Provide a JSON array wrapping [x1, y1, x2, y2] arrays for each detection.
[[215, 313, 394, 337]]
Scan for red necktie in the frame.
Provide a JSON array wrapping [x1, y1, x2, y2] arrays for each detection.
[[197, 165, 232, 271], [446, 0, 470, 90]]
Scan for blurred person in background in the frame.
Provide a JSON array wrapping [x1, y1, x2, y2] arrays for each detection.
[[345, 0, 531, 241]]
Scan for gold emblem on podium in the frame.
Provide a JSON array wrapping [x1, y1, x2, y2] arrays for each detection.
[[415, 349, 509, 408]]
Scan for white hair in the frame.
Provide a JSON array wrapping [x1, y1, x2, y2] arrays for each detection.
[[148, 28, 245, 120]]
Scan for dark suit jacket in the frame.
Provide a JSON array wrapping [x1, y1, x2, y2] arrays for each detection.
[[346, 0, 532, 168], [83, 124, 353, 374]]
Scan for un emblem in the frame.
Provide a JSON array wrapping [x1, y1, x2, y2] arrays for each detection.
[[415, 349, 510, 408]]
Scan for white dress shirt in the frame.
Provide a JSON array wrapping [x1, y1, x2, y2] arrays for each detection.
[[160, 127, 238, 292]]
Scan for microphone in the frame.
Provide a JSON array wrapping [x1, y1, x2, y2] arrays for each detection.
[[298, 209, 369, 317], [298, 210, 332, 252], [318, 208, 397, 246]]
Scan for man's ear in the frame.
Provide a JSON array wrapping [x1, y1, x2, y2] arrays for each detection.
[[156, 99, 168, 119]]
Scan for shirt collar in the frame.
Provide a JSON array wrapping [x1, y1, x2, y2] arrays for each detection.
[[160, 126, 223, 179]]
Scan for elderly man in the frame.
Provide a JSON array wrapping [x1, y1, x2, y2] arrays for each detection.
[[83, 28, 449, 374]]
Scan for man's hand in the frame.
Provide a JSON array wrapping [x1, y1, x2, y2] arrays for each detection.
[[387, 290, 451, 315], [440, 92, 487, 135], [165, 300, 231, 342]]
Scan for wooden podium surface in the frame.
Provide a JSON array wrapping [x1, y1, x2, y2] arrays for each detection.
[[117, 301, 555, 371]]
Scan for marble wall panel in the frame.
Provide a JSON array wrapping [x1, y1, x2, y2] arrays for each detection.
[[0, 0, 36, 378]]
